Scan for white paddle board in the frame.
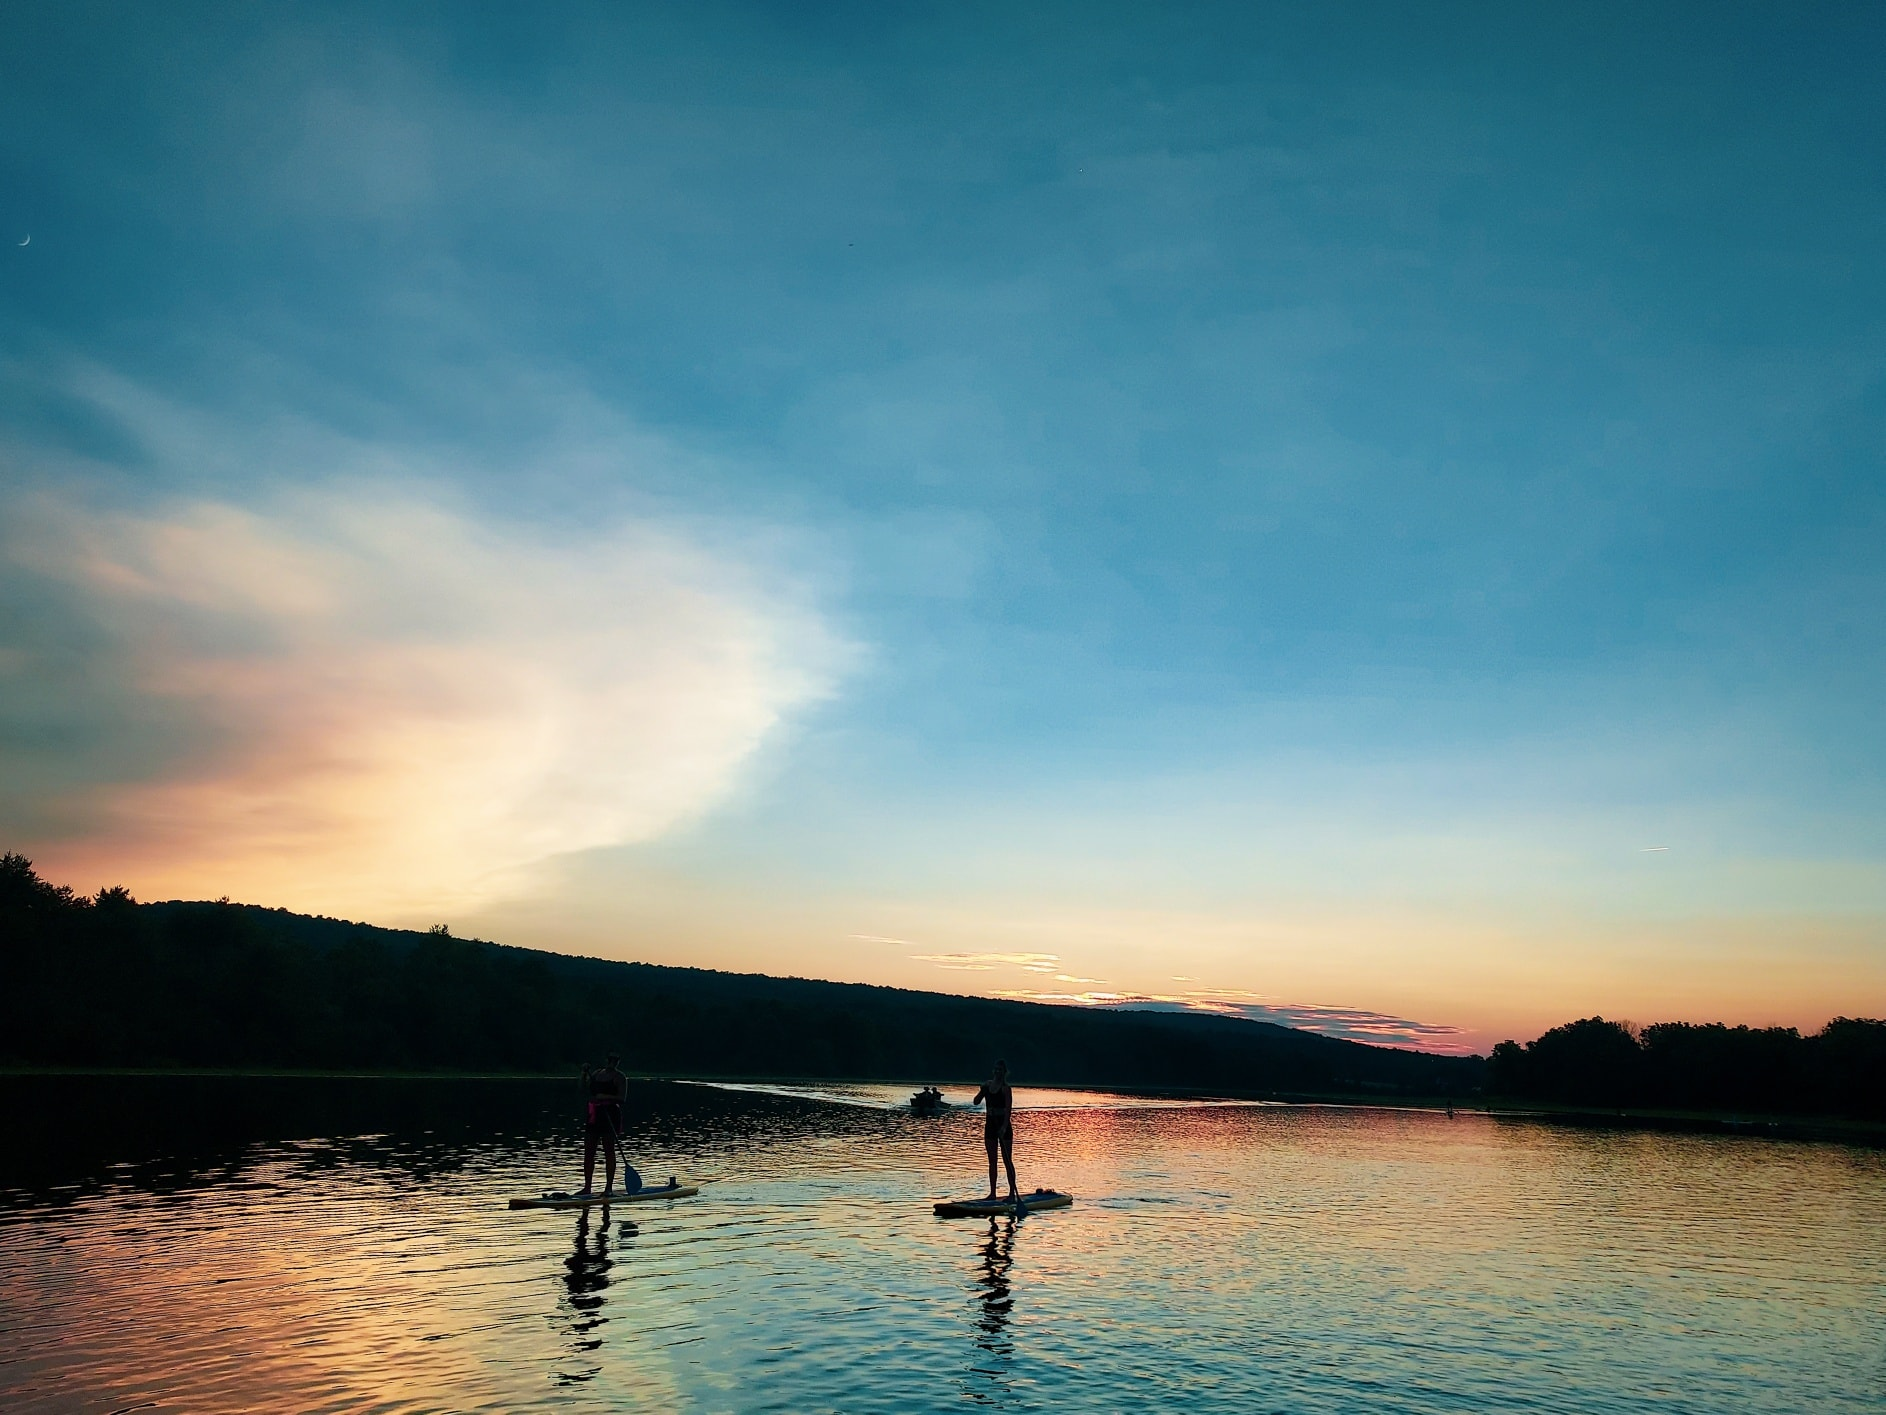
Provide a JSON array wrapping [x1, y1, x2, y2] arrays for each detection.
[[509, 1183, 699, 1210]]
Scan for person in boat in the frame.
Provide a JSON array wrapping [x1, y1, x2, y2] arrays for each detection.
[[973, 1060, 1019, 1202], [579, 1053, 640, 1195]]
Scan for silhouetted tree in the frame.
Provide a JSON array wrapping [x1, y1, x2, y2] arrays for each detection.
[[1486, 1010, 1886, 1118]]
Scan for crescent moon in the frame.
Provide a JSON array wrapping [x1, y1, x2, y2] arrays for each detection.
[[16, 235, 26, 247]]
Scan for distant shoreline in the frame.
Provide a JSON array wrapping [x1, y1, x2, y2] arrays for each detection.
[[1480, 1098, 1886, 1145], [8, 1066, 1882, 1144], [0, 1065, 1488, 1108]]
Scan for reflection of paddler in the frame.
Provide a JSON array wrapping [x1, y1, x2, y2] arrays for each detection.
[[578, 1053, 641, 1196], [975, 1215, 1016, 1346], [563, 1208, 613, 1323], [972, 1060, 1019, 1202]]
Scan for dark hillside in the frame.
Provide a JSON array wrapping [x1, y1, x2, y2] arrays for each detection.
[[0, 856, 1475, 1096]]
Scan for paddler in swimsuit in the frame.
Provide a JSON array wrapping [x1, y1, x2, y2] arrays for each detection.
[[973, 1059, 1019, 1202], [579, 1053, 639, 1196]]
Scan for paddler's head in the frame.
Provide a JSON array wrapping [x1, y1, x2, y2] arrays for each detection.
[[606, 1051, 621, 1066], [994, 1059, 1008, 1079]]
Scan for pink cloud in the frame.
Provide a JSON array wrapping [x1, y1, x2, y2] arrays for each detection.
[[989, 984, 1473, 1054], [11, 485, 844, 917]]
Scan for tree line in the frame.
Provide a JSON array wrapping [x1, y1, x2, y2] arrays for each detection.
[[12, 855, 1878, 1119], [0, 855, 1472, 1097], [1487, 1015, 1886, 1119]]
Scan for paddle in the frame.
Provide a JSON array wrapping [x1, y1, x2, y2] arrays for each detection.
[[606, 1112, 645, 1193]]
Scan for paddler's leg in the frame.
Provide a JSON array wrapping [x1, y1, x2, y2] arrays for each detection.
[[581, 1118, 602, 1195], [999, 1122, 1018, 1200], [983, 1125, 1000, 1200]]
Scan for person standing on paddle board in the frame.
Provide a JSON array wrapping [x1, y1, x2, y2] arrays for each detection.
[[973, 1060, 1019, 1202], [579, 1054, 638, 1195]]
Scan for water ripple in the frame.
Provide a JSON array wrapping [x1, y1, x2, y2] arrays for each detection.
[[0, 1079, 1882, 1413]]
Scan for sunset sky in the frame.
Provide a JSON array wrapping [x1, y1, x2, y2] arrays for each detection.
[[3, 3, 1883, 1053]]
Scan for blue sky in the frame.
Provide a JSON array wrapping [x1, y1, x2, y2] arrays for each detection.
[[3, 2, 1883, 1049]]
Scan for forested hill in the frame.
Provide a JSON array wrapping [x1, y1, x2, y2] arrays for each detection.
[[0, 856, 1475, 1097]]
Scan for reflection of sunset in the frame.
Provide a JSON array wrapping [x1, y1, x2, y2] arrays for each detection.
[[1, 1147, 692, 1413], [4, 1084, 1883, 1412]]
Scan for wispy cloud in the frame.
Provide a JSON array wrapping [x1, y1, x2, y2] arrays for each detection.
[[1179, 994, 1472, 1050], [991, 988, 1142, 1005], [989, 984, 1471, 1053], [912, 951, 1062, 973], [848, 933, 914, 946], [2, 398, 849, 917]]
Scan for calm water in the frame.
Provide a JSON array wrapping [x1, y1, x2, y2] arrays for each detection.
[[2, 1076, 1883, 1414]]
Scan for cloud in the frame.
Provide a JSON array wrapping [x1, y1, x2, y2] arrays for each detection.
[[2, 477, 847, 917], [988, 984, 1471, 1053], [912, 951, 1062, 973], [1173, 993, 1472, 1051], [991, 987, 1140, 1005], [848, 933, 914, 946]]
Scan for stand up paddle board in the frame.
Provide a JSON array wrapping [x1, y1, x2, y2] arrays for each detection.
[[509, 1182, 699, 1210], [933, 1188, 1072, 1218]]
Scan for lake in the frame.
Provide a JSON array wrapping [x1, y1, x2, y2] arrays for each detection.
[[2, 1075, 1882, 1413]]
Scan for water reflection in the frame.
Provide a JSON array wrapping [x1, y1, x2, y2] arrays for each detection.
[[965, 1216, 1017, 1403], [556, 1208, 624, 1383], [0, 1073, 577, 1206], [3, 1079, 1883, 1415]]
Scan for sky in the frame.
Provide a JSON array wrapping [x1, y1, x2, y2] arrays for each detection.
[[2, 1, 1883, 1054]]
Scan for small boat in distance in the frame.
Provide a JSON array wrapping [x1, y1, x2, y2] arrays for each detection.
[[910, 1086, 948, 1114]]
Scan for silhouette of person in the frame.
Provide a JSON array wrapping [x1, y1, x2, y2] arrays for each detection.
[[973, 1059, 1018, 1201], [579, 1053, 638, 1195]]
